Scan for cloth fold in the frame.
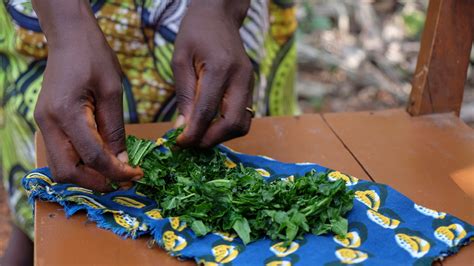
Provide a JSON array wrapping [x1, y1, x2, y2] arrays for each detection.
[[23, 145, 473, 265]]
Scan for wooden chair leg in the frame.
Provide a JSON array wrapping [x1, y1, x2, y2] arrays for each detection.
[[408, 0, 474, 116]]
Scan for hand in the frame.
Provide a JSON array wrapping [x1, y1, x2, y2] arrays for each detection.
[[33, 0, 142, 191], [172, 0, 254, 148]]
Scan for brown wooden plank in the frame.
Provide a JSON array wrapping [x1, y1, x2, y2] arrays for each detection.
[[441, 243, 474, 265], [324, 109, 474, 265], [34, 114, 369, 265], [35, 202, 191, 266], [324, 109, 474, 222], [407, 0, 474, 115]]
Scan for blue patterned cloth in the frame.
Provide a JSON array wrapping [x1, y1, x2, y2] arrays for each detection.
[[23, 144, 473, 265]]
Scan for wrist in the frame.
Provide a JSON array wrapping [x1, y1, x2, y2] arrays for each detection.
[[32, 0, 103, 49], [47, 20, 105, 51], [187, 0, 250, 27]]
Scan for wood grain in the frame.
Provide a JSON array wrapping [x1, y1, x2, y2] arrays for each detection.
[[35, 202, 191, 266], [324, 109, 474, 223], [324, 109, 474, 266], [408, 0, 474, 115]]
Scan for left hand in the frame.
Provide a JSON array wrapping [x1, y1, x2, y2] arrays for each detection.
[[172, 0, 254, 148]]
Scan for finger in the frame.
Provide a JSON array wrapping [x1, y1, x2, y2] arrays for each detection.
[[171, 52, 197, 127], [95, 78, 127, 157], [60, 102, 143, 182], [177, 65, 228, 147], [118, 181, 134, 190], [40, 125, 112, 192], [199, 67, 254, 148]]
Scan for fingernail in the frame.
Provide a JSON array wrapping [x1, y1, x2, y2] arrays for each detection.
[[119, 181, 133, 190], [117, 151, 129, 164], [174, 115, 185, 128], [132, 175, 142, 181]]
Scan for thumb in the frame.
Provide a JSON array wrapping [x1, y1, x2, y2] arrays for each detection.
[[96, 83, 143, 180]]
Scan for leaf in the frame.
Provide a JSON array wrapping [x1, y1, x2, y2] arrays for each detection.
[[232, 217, 251, 245], [162, 197, 178, 210], [191, 220, 209, 236], [206, 179, 232, 189], [285, 221, 298, 242], [290, 211, 309, 232], [330, 217, 348, 237], [274, 211, 289, 224], [312, 224, 331, 235]]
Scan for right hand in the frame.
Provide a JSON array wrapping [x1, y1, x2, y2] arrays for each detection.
[[33, 1, 142, 192]]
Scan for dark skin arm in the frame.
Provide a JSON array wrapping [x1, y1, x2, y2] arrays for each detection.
[[33, 0, 253, 191], [33, 0, 143, 191]]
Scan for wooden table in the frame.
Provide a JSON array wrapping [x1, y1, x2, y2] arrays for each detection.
[[34, 110, 474, 265]]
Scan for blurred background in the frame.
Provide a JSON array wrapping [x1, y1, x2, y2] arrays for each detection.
[[296, 0, 474, 126], [1, 0, 474, 256]]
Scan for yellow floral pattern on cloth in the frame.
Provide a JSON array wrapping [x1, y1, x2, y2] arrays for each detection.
[[355, 190, 381, 211], [335, 248, 369, 264], [170, 217, 187, 232], [281, 175, 295, 182], [66, 195, 106, 210], [25, 172, 56, 186], [163, 230, 188, 252], [113, 196, 147, 208], [270, 242, 300, 257], [355, 189, 401, 229], [145, 209, 163, 220], [262, 241, 300, 265], [334, 232, 362, 248], [435, 224, 467, 247], [214, 232, 237, 242], [414, 204, 447, 219], [114, 213, 140, 230], [155, 137, 167, 146], [395, 233, 431, 258], [224, 158, 237, 169], [212, 244, 240, 264], [256, 168, 271, 177], [367, 209, 400, 229], [328, 171, 359, 186], [66, 187, 94, 194], [114, 212, 149, 236], [332, 222, 369, 264]]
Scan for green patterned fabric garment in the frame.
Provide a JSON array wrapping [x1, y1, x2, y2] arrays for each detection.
[[0, 0, 298, 239]]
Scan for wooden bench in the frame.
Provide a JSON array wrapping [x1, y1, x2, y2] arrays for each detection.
[[34, 0, 474, 265]]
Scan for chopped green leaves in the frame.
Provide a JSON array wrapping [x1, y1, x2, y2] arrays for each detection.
[[232, 217, 251, 244], [127, 129, 354, 245], [330, 216, 349, 237], [191, 220, 210, 236]]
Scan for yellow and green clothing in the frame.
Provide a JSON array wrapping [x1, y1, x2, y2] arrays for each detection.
[[0, 0, 298, 238]]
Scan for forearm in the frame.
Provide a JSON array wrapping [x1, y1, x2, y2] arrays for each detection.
[[32, 0, 102, 49], [187, 0, 250, 27]]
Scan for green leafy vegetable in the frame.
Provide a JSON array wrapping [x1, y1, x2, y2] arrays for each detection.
[[191, 220, 210, 236], [232, 217, 251, 245], [126, 129, 354, 245]]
